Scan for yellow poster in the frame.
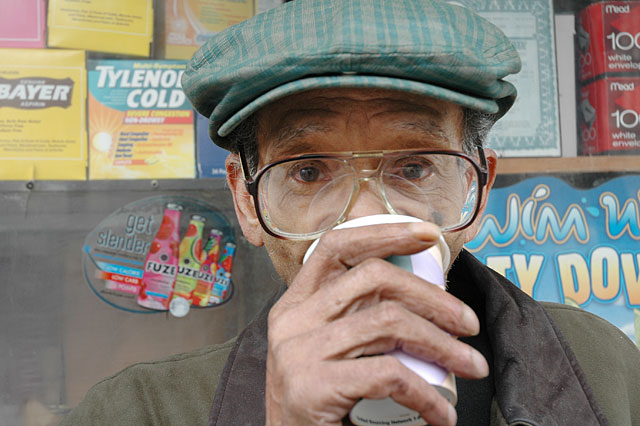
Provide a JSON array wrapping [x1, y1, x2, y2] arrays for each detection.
[[165, 0, 254, 59], [48, 0, 153, 57], [0, 49, 86, 180], [88, 60, 195, 179]]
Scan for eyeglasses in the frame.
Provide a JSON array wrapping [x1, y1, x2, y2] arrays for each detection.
[[240, 148, 488, 240]]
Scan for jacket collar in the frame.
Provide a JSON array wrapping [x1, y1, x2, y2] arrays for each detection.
[[208, 250, 609, 426]]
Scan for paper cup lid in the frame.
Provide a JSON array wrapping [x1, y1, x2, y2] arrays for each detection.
[[303, 214, 450, 267]]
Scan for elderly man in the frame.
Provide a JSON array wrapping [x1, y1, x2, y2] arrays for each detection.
[[61, 0, 640, 425]]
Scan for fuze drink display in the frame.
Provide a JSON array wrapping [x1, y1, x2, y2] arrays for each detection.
[[210, 242, 236, 304], [192, 229, 223, 307], [171, 215, 206, 303], [138, 203, 182, 310]]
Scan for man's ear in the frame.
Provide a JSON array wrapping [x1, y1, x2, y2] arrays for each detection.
[[226, 154, 264, 247], [463, 148, 498, 243]]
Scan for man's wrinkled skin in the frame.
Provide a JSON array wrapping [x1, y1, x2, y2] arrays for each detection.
[[226, 88, 499, 426]]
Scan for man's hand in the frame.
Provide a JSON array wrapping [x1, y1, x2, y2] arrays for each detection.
[[265, 222, 489, 426]]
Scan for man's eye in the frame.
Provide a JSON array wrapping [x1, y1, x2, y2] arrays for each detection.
[[298, 166, 321, 182], [288, 161, 329, 183], [400, 163, 425, 179], [392, 158, 434, 180]]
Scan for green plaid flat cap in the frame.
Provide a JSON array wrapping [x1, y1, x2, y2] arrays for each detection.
[[183, 0, 521, 151]]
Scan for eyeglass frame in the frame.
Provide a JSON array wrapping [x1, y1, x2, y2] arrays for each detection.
[[238, 145, 489, 240]]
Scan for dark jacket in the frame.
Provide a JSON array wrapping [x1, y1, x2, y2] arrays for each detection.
[[60, 251, 640, 426]]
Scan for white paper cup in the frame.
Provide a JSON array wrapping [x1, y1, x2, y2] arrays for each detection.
[[303, 214, 455, 426]]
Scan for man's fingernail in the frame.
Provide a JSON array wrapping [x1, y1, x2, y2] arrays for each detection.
[[408, 222, 440, 240], [447, 403, 458, 426], [462, 305, 480, 336], [472, 349, 489, 378]]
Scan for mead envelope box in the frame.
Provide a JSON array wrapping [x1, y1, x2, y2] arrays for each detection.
[[579, 77, 640, 154], [577, 1, 640, 82]]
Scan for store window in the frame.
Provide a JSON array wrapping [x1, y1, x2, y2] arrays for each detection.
[[1, 0, 638, 425]]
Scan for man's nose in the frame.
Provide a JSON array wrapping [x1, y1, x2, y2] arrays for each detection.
[[344, 178, 391, 221]]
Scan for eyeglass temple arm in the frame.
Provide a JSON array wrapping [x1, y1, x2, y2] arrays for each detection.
[[238, 144, 258, 196], [476, 146, 489, 187]]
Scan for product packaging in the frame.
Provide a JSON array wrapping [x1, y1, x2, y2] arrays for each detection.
[[0, 0, 46, 48], [0, 49, 86, 180], [192, 229, 223, 307], [87, 60, 196, 179], [577, 1, 640, 82], [48, 0, 153, 56], [579, 77, 640, 154], [138, 203, 182, 310], [210, 242, 236, 304], [171, 215, 206, 304], [196, 112, 229, 177], [164, 0, 254, 60]]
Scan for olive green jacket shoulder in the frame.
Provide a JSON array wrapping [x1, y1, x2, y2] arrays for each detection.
[[541, 303, 640, 426], [59, 338, 236, 426], [486, 301, 640, 426]]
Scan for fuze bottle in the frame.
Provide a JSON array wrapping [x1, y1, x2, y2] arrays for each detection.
[[138, 203, 182, 310], [171, 214, 206, 304], [192, 228, 223, 307], [210, 242, 236, 304]]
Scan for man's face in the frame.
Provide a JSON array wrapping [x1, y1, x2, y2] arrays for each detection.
[[227, 87, 496, 284]]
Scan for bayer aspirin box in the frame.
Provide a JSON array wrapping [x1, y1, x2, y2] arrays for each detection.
[[0, 49, 86, 180], [579, 77, 640, 154], [577, 1, 640, 82]]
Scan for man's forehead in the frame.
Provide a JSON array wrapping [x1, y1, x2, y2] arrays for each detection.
[[256, 88, 463, 153]]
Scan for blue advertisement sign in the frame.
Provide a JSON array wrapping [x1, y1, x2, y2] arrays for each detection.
[[196, 112, 228, 178], [467, 175, 640, 345]]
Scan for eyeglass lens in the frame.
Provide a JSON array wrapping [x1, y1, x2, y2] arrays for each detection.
[[257, 153, 480, 238]]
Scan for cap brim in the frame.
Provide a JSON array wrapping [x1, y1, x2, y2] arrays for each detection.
[[213, 75, 514, 146]]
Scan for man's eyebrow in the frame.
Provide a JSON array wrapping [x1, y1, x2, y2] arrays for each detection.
[[275, 123, 332, 145], [391, 118, 451, 146], [375, 101, 453, 146], [268, 123, 333, 156]]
